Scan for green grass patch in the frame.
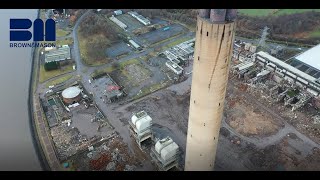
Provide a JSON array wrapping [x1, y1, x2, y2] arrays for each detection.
[[39, 64, 74, 83], [78, 31, 111, 66], [56, 28, 70, 37], [150, 32, 184, 47], [160, 17, 196, 32], [309, 28, 320, 38], [56, 37, 74, 46], [274, 9, 320, 16], [163, 36, 193, 50], [91, 58, 139, 78], [239, 9, 274, 17], [132, 81, 170, 100], [45, 74, 73, 87], [239, 9, 320, 17], [287, 89, 300, 97], [91, 66, 116, 78], [119, 58, 139, 69]]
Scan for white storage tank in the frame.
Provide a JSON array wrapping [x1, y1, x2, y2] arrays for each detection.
[[131, 111, 152, 133], [62, 86, 82, 104], [155, 137, 179, 162]]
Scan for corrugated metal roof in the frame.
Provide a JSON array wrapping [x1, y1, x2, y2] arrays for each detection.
[[45, 46, 71, 63], [129, 40, 140, 49], [296, 44, 320, 71]]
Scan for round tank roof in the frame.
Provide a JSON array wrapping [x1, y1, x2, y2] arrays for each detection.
[[62, 86, 81, 99]]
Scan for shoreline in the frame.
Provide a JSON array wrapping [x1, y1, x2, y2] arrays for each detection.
[[27, 9, 51, 171]]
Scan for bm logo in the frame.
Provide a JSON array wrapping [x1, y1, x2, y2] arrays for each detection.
[[10, 19, 56, 41]]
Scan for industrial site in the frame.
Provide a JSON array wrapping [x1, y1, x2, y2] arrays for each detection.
[[32, 9, 320, 171]]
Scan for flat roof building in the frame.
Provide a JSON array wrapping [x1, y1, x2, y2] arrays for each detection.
[[128, 11, 151, 26], [255, 51, 320, 95], [103, 74, 125, 102], [114, 10, 123, 16], [45, 45, 71, 63], [165, 60, 183, 75], [295, 44, 320, 70], [109, 16, 127, 30], [288, 44, 320, 79], [129, 40, 141, 49]]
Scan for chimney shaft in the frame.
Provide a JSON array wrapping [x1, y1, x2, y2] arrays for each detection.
[[185, 9, 237, 171], [210, 9, 226, 23], [199, 9, 210, 18]]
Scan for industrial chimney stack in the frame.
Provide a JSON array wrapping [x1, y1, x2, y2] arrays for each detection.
[[185, 9, 237, 171]]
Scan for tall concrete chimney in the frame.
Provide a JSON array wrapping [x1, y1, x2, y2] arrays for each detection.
[[185, 9, 237, 171]]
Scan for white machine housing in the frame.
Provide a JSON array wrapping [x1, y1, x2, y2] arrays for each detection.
[[129, 111, 153, 149], [150, 136, 179, 171]]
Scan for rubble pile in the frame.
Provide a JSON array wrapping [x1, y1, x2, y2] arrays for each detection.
[[83, 135, 138, 171], [90, 153, 111, 170], [51, 124, 90, 160]]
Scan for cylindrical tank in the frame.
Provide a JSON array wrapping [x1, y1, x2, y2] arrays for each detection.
[[210, 9, 226, 23], [61, 86, 81, 104], [199, 9, 210, 19]]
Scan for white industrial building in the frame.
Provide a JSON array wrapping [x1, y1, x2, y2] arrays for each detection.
[[129, 40, 141, 50], [289, 44, 320, 79], [45, 45, 71, 63], [114, 10, 123, 16], [255, 51, 320, 96], [128, 11, 151, 26], [128, 111, 153, 149], [166, 60, 183, 75], [109, 16, 127, 30], [150, 136, 179, 171], [162, 38, 195, 65]]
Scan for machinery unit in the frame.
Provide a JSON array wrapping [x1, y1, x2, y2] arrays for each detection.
[[150, 136, 179, 171], [128, 111, 153, 149]]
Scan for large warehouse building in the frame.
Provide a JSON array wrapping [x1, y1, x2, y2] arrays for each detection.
[[255, 50, 320, 96], [44, 45, 71, 71], [288, 44, 320, 79]]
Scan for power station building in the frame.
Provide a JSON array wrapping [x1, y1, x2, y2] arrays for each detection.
[[288, 44, 320, 79], [255, 50, 320, 96]]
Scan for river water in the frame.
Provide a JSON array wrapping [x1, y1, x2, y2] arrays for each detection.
[[0, 9, 41, 170]]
